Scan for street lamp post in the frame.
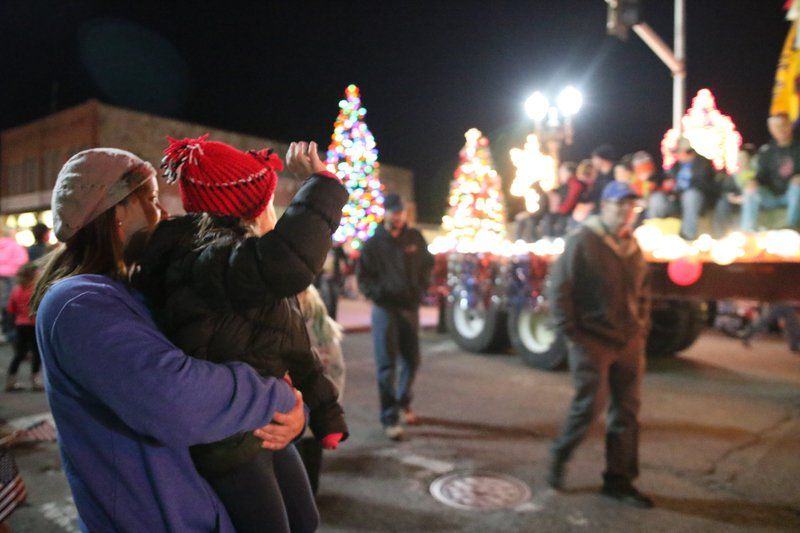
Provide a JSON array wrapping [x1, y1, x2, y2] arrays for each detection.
[[523, 85, 583, 163]]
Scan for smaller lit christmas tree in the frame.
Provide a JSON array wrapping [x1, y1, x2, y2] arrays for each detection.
[[661, 88, 742, 173], [326, 84, 384, 250], [442, 128, 507, 246]]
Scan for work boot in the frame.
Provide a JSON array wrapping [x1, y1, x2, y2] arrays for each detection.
[[545, 454, 567, 490], [5, 374, 24, 392], [384, 424, 405, 441], [601, 478, 654, 508]]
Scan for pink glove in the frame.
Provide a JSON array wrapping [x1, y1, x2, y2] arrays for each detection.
[[321, 432, 344, 450]]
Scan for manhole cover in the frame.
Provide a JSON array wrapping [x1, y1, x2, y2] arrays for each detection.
[[430, 471, 531, 510]]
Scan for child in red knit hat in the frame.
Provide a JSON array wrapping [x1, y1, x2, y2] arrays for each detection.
[[133, 135, 349, 533]]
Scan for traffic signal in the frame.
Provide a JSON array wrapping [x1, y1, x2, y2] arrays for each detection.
[[606, 0, 643, 40]]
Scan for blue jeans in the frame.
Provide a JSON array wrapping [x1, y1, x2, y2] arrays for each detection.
[[0, 276, 15, 340], [204, 446, 319, 533], [713, 196, 737, 237], [646, 189, 705, 239], [679, 188, 705, 239], [372, 305, 420, 426], [741, 183, 800, 231], [646, 191, 676, 219]]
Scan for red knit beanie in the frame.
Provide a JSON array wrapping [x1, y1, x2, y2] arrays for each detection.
[[161, 134, 283, 219]]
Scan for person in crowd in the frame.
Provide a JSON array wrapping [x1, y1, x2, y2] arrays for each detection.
[[315, 244, 349, 320], [27, 222, 52, 262], [515, 181, 552, 242], [666, 138, 718, 239], [742, 113, 800, 231], [631, 151, 666, 201], [570, 159, 597, 227], [632, 150, 671, 225], [542, 162, 569, 237], [5, 261, 41, 391], [547, 180, 653, 508], [714, 144, 757, 236], [133, 136, 348, 533], [0, 225, 28, 344], [296, 284, 346, 495], [32, 147, 306, 532], [613, 156, 634, 186], [546, 161, 586, 236], [739, 301, 800, 353], [586, 144, 617, 215], [357, 193, 434, 441]]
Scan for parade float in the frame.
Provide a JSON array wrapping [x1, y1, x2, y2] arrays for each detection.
[[427, 85, 800, 369]]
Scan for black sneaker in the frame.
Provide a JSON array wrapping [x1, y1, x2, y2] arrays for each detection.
[[601, 484, 654, 508]]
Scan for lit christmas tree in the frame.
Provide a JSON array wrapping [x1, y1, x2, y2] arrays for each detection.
[[326, 84, 384, 250], [442, 128, 507, 246], [661, 88, 742, 173]]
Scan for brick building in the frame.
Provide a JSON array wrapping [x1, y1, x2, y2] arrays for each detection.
[[0, 100, 415, 244]]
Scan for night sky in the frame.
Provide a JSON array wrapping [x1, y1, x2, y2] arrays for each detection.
[[0, 1, 790, 222]]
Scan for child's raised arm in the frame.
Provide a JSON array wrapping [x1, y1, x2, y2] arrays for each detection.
[[226, 144, 349, 307]]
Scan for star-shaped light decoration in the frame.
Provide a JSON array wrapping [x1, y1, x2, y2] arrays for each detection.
[[661, 89, 742, 174], [509, 134, 557, 213]]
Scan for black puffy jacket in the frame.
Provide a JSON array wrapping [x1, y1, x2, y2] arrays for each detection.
[[133, 174, 349, 476]]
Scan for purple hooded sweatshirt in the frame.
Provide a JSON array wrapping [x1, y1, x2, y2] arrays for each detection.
[[35, 274, 296, 532]]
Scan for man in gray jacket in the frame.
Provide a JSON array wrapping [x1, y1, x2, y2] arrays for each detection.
[[546, 180, 653, 508]]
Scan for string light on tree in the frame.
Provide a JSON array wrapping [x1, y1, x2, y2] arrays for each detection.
[[442, 128, 507, 247], [509, 134, 557, 213], [661, 88, 742, 173], [326, 84, 384, 250]]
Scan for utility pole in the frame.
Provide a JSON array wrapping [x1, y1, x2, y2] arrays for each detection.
[[607, 0, 687, 131]]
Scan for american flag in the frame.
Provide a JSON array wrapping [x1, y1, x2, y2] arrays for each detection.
[[0, 449, 27, 522], [12, 420, 58, 444], [0, 419, 58, 448]]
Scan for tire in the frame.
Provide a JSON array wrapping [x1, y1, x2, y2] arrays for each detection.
[[446, 298, 509, 353], [673, 301, 707, 352], [646, 300, 706, 357], [507, 305, 567, 370]]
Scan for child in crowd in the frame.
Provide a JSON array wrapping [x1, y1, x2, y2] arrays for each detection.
[[714, 144, 758, 236], [133, 136, 349, 533], [4, 261, 41, 391], [296, 284, 346, 495], [570, 159, 597, 225]]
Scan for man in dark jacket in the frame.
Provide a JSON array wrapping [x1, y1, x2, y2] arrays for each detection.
[[741, 113, 800, 230], [357, 194, 434, 440], [587, 144, 617, 215], [666, 138, 718, 239], [546, 181, 653, 508]]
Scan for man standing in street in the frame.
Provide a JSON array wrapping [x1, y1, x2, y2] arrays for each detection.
[[546, 181, 653, 508], [358, 194, 434, 440]]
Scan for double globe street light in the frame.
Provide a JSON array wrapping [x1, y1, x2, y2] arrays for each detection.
[[524, 85, 583, 154]]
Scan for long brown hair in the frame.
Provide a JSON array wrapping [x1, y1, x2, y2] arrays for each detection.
[[30, 206, 126, 312]]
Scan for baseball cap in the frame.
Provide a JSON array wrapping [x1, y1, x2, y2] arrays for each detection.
[[601, 180, 639, 201]]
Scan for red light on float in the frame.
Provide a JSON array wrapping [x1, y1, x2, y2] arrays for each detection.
[[667, 258, 703, 286]]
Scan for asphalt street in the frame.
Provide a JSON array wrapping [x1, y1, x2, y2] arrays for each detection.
[[2, 327, 799, 532]]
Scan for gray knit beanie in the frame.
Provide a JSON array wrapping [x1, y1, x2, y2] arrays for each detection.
[[52, 148, 156, 241]]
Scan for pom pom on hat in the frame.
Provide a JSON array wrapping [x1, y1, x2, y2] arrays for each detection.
[[162, 134, 283, 220]]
